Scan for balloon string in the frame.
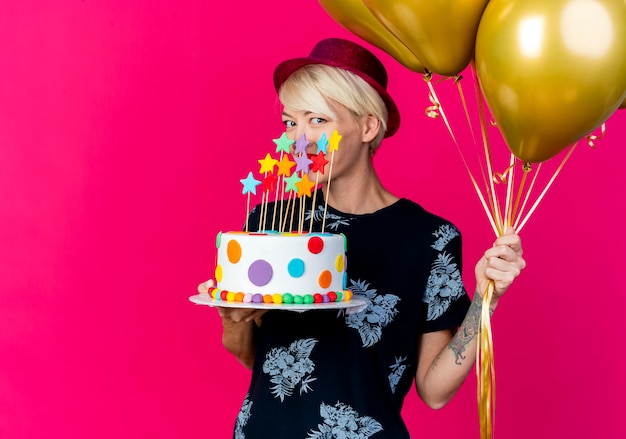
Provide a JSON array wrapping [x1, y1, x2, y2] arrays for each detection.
[[460, 154, 500, 237], [510, 162, 532, 227], [423, 72, 498, 235], [469, 61, 502, 232], [423, 73, 458, 145], [441, 91, 498, 235], [475, 76, 504, 236], [472, 67, 501, 439], [586, 123, 606, 148], [516, 144, 577, 233], [454, 75, 477, 145], [504, 153, 515, 228], [477, 280, 496, 439], [512, 163, 541, 231]]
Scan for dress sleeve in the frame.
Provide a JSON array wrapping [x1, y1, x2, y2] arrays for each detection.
[[421, 222, 471, 333]]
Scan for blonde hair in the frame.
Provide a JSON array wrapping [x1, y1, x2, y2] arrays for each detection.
[[278, 64, 388, 154]]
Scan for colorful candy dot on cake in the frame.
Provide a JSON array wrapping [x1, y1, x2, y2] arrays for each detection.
[[220, 290, 228, 301], [235, 292, 245, 302], [307, 236, 324, 254], [243, 293, 253, 303], [283, 293, 294, 304], [293, 295, 304, 304], [248, 259, 273, 287], [252, 293, 263, 303], [322, 294, 330, 303], [263, 294, 273, 304], [303, 294, 314, 304], [215, 265, 223, 283], [226, 291, 236, 302], [344, 290, 352, 301], [318, 270, 332, 289], [287, 258, 305, 278], [272, 293, 283, 304], [335, 254, 344, 272], [327, 291, 338, 302], [227, 240, 242, 263], [313, 293, 323, 303]]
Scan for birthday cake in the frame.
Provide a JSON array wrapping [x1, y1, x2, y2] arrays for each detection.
[[207, 231, 352, 305], [194, 129, 362, 308]]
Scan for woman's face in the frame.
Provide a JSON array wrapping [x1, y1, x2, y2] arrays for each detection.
[[281, 102, 369, 185]]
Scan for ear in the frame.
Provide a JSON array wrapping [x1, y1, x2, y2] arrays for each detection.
[[362, 114, 381, 143]]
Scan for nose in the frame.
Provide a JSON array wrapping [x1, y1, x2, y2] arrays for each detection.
[[290, 131, 315, 155]]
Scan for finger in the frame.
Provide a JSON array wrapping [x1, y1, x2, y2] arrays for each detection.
[[484, 244, 518, 262], [198, 281, 210, 294], [486, 254, 522, 273], [244, 309, 268, 323], [502, 226, 517, 236], [224, 308, 247, 322], [494, 234, 523, 254], [218, 307, 265, 323]]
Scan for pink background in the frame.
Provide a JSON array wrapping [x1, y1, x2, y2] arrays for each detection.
[[1, 1, 625, 438]]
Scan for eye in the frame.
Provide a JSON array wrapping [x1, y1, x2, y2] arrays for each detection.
[[311, 117, 326, 125], [282, 119, 296, 128]]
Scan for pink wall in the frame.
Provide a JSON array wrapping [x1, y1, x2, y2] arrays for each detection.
[[1, 1, 624, 438]]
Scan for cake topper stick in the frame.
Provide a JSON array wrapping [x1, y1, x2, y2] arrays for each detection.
[[273, 133, 295, 231], [261, 175, 276, 231], [272, 174, 280, 231], [309, 174, 320, 233], [240, 171, 261, 232], [261, 193, 267, 231], [275, 155, 296, 231], [293, 134, 312, 234], [282, 171, 301, 233], [289, 192, 296, 232], [295, 173, 315, 233], [308, 133, 329, 232], [258, 153, 278, 231], [322, 130, 342, 232], [281, 191, 292, 232], [299, 195, 305, 234], [245, 193, 251, 232]]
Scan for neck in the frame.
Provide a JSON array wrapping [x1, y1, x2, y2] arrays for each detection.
[[321, 161, 398, 214]]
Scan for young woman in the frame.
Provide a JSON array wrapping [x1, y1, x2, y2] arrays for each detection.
[[214, 38, 525, 438]]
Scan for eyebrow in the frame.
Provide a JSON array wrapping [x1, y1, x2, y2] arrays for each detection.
[[282, 111, 313, 118]]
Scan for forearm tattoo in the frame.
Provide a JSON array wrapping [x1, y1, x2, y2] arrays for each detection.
[[448, 293, 483, 365]]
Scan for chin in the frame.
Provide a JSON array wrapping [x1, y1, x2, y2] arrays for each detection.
[[308, 172, 328, 185]]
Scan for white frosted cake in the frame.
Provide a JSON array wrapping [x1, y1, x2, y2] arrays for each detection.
[[208, 231, 351, 305]]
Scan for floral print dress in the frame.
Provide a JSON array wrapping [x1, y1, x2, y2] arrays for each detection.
[[236, 193, 471, 438]]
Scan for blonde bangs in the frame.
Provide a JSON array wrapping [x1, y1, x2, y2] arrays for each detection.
[[278, 64, 388, 152]]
